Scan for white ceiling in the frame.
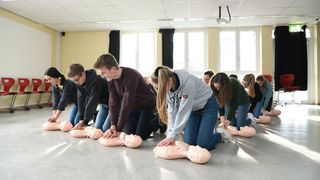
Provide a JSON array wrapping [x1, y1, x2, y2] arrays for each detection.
[[0, 0, 319, 31]]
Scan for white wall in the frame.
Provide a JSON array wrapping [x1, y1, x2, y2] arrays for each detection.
[[0, 16, 51, 78]]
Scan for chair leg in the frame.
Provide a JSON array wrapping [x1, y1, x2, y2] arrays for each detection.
[[291, 91, 295, 104], [276, 89, 285, 106]]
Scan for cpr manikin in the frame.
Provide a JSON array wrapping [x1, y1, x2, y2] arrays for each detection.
[[262, 109, 281, 116], [42, 121, 73, 132], [69, 126, 103, 139], [153, 141, 211, 164], [226, 126, 256, 137], [97, 132, 143, 148]]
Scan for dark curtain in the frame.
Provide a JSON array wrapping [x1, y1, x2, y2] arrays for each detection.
[[274, 26, 308, 91], [159, 29, 175, 68], [108, 30, 120, 63]]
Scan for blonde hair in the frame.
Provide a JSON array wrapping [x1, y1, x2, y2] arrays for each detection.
[[151, 66, 174, 124], [243, 74, 255, 98]]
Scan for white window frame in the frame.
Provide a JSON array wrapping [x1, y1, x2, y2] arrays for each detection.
[[173, 29, 208, 76], [218, 27, 261, 77], [120, 30, 157, 76]]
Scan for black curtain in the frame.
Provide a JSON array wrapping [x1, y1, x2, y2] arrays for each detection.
[[159, 29, 175, 68], [108, 30, 120, 63], [274, 26, 308, 91]]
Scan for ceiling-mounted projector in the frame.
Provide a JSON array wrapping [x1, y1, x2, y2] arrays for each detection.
[[217, 6, 231, 24]]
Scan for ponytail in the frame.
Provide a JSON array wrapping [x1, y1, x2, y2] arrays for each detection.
[[45, 67, 66, 85], [151, 66, 174, 124], [243, 74, 255, 98]]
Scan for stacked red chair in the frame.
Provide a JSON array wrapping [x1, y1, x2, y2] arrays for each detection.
[[0, 77, 16, 113], [12, 78, 32, 110], [39, 79, 52, 107], [27, 78, 43, 108]]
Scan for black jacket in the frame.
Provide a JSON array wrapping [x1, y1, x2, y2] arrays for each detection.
[[52, 80, 77, 111], [248, 83, 263, 113], [77, 69, 109, 125]]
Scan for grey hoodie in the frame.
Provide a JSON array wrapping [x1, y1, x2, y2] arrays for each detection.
[[166, 70, 213, 139]]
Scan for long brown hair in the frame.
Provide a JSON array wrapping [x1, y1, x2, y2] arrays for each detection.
[[243, 74, 255, 98], [210, 73, 232, 107], [151, 66, 175, 124]]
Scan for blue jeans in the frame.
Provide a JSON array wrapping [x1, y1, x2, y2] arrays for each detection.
[[184, 96, 221, 151], [69, 104, 80, 126], [253, 101, 263, 118], [95, 104, 109, 131], [102, 115, 111, 132], [225, 103, 252, 130]]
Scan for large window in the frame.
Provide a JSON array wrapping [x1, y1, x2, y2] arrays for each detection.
[[120, 31, 156, 76], [173, 30, 207, 76], [218, 29, 260, 77]]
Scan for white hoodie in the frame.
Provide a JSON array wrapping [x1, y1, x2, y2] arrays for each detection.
[[166, 70, 213, 139]]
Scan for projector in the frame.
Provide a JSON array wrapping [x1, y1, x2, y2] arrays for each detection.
[[217, 18, 231, 24]]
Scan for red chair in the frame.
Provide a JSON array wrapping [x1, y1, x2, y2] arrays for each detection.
[[38, 79, 52, 107], [32, 79, 43, 92], [26, 78, 43, 108], [17, 78, 31, 93], [0, 77, 16, 113], [263, 75, 272, 83], [12, 78, 32, 110], [43, 79, 52, 92], [277, 74, 300, 105], [0, 77, 16, 95], [279, 74, 299, 91]]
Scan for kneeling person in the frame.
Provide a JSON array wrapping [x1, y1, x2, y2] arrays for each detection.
[[94, 54, 159, 140], [67, 64, 109, 131]]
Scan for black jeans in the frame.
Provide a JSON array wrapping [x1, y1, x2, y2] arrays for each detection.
[[122, 107, 159, 140]]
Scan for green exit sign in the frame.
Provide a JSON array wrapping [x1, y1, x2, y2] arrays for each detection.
[[289, 24, 304, 32]]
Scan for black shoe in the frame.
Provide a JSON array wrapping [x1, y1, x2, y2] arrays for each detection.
[[159, 124, 167, 134]]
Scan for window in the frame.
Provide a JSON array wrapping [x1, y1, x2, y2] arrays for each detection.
[[218, 29, 260, 77], [272, 28, 310, 39], [173, 30, 207, 76], [120, 31, 156, 76]]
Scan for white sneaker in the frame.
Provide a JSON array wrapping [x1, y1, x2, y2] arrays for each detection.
[[216, 127, 232, 142], [247, 113, 257, 128]]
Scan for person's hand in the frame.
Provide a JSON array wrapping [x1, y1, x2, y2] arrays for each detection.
[[157, 137, 175, 146], [73, 121, 84, 130], [220, 116, 228, 127], [102, 125, 120, 138], [223, 120, 230, 129], [220, 116, 227, 122], [48, 116, 57, 123]]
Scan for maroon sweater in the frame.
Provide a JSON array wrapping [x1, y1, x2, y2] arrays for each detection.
[[108, 67, 156, 131]]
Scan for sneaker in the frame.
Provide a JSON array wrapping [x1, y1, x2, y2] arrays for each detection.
[[247, 113, 257, 128], [216, 127, 232, 142], [159, 124, 167, 134]]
